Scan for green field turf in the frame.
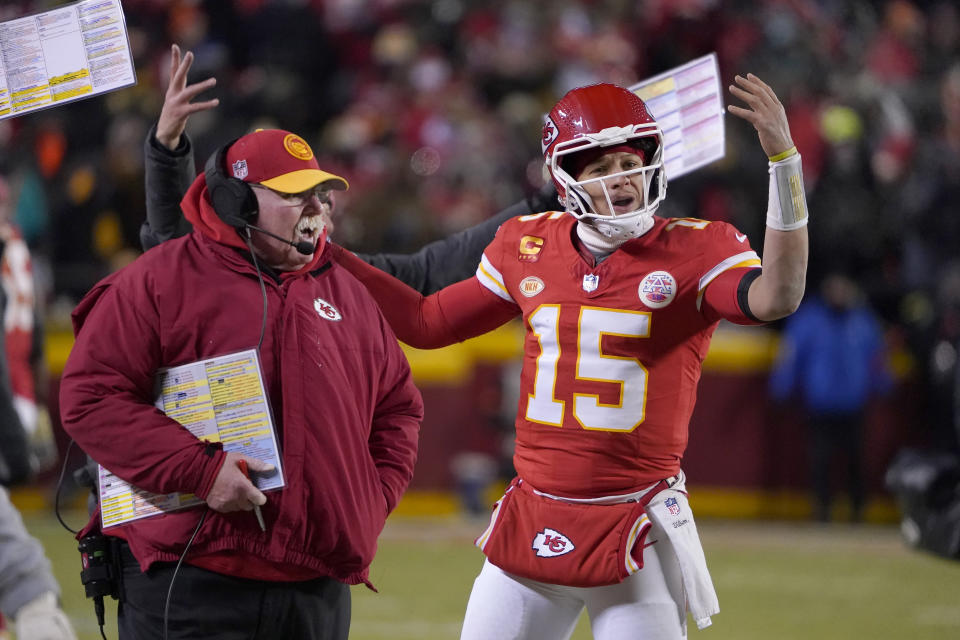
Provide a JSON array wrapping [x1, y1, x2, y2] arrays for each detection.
[[23, 511, 960, 640]]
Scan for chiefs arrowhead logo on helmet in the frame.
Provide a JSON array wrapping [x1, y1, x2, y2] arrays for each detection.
[[541, 115, 559, 154]]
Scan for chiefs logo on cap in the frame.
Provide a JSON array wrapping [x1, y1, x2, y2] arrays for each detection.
[[283, 134, 314, 161]]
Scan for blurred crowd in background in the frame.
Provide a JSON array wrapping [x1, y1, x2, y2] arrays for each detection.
[[0, 0, 958, 454]]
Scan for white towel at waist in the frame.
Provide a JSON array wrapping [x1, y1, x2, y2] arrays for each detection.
[[645, 471, 719, 630]]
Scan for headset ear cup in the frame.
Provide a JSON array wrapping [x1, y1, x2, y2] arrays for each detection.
[[210, 181, 257, 227], [204, 141, 258, 228], [237, 183, 259, 225]]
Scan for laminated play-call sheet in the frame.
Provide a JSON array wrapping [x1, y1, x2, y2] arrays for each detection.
[[99, 349, 284, 529], [630, 53, 725, 180], [0, 0, 136, 120]]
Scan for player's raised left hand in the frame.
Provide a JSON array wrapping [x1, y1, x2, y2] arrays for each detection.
[[727, 73, 794, 158]]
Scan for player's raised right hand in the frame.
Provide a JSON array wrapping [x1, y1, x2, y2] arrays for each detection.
[[727, 73, 794, 159]]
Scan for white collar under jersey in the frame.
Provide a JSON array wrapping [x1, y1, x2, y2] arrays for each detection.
[[575, 213, 656, 259]]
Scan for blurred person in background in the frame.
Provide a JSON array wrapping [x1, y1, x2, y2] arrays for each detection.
[[59, 123, 423, 639], [770, 269, 893, 523], [0, 174, 57, 476], [0, 305, 31, 490], [929, 262, 960, 452], [329, 76, 808, 639], [0, 177, 40, 486]]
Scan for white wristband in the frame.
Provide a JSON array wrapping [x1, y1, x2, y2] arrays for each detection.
[[766, 152, 808, 231]]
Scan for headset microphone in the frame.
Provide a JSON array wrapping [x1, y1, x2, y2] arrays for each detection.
[[245, 223, 315, 255]]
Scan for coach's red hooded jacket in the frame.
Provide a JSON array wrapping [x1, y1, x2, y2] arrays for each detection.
[[59, 174, 422, 585]]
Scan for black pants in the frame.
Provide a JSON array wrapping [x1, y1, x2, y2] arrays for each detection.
[[117, 543, 351, 640], [809, 412, 864, 522]]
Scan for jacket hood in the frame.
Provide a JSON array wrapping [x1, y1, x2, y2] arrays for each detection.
[[181, 173, 326, 277]]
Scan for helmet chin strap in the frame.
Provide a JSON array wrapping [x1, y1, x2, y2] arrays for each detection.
[[576, 212, 655, 255]]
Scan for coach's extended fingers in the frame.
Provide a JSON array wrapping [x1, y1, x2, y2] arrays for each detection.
[[169, 44, 181, 79], [180, 77, 218, 109], [156, 45, 219, 148]]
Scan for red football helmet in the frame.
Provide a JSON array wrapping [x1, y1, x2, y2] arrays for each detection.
[[542, 83, 667, 241]]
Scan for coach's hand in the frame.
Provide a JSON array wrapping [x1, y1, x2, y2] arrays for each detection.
[[156, 43, 219, 150], [205, 452, 272, 513]]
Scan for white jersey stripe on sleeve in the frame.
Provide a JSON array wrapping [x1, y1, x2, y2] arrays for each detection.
[[696, 250, 761, 310], [476, 253, 513, 302], [480, 253, 506, 284]]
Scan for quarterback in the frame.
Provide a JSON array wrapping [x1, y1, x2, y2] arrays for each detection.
[[331, 73, 808, 639]]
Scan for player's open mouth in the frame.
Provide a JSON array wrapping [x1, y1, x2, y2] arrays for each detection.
[[296, 216, 321, 243], [611, 195, 636, 213]]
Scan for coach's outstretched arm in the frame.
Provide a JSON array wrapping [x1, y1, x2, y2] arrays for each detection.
[[357, 183, 557, 294], [728, 73, 809, 322]]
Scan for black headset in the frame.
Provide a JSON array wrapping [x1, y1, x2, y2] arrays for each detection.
[[204, 138, 259, 228]]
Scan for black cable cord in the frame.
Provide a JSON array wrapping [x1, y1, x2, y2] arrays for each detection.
[[54, 438, 79, 534], [163, 507, 208, 640], [243, 228, 269, 352]]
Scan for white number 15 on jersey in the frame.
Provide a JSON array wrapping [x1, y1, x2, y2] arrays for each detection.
[[526, 305, 650, 432]]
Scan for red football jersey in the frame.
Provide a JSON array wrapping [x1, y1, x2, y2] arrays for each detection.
[[476, 213, 761, 497]]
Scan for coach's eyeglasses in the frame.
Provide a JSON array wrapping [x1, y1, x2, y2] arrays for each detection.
[[252, 183, 332, 207]]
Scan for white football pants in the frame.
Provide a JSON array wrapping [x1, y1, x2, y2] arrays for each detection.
[[459, 524, 686, 640]]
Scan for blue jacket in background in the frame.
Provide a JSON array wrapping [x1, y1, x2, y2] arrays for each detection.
[[769, 296, 892, 415]]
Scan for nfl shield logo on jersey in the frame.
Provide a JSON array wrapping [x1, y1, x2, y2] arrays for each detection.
[[665, 497, 681, 516], [582, 274, 600, 293], [638, 271, 676, 309], [532, 527, 575, 558]]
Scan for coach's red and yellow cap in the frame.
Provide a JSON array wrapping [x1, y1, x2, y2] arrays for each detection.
[[225, 128, 348, 193]]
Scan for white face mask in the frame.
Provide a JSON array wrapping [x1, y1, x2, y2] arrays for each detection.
[[567, 160, 664, 242], [549, 125, 668, 248]]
